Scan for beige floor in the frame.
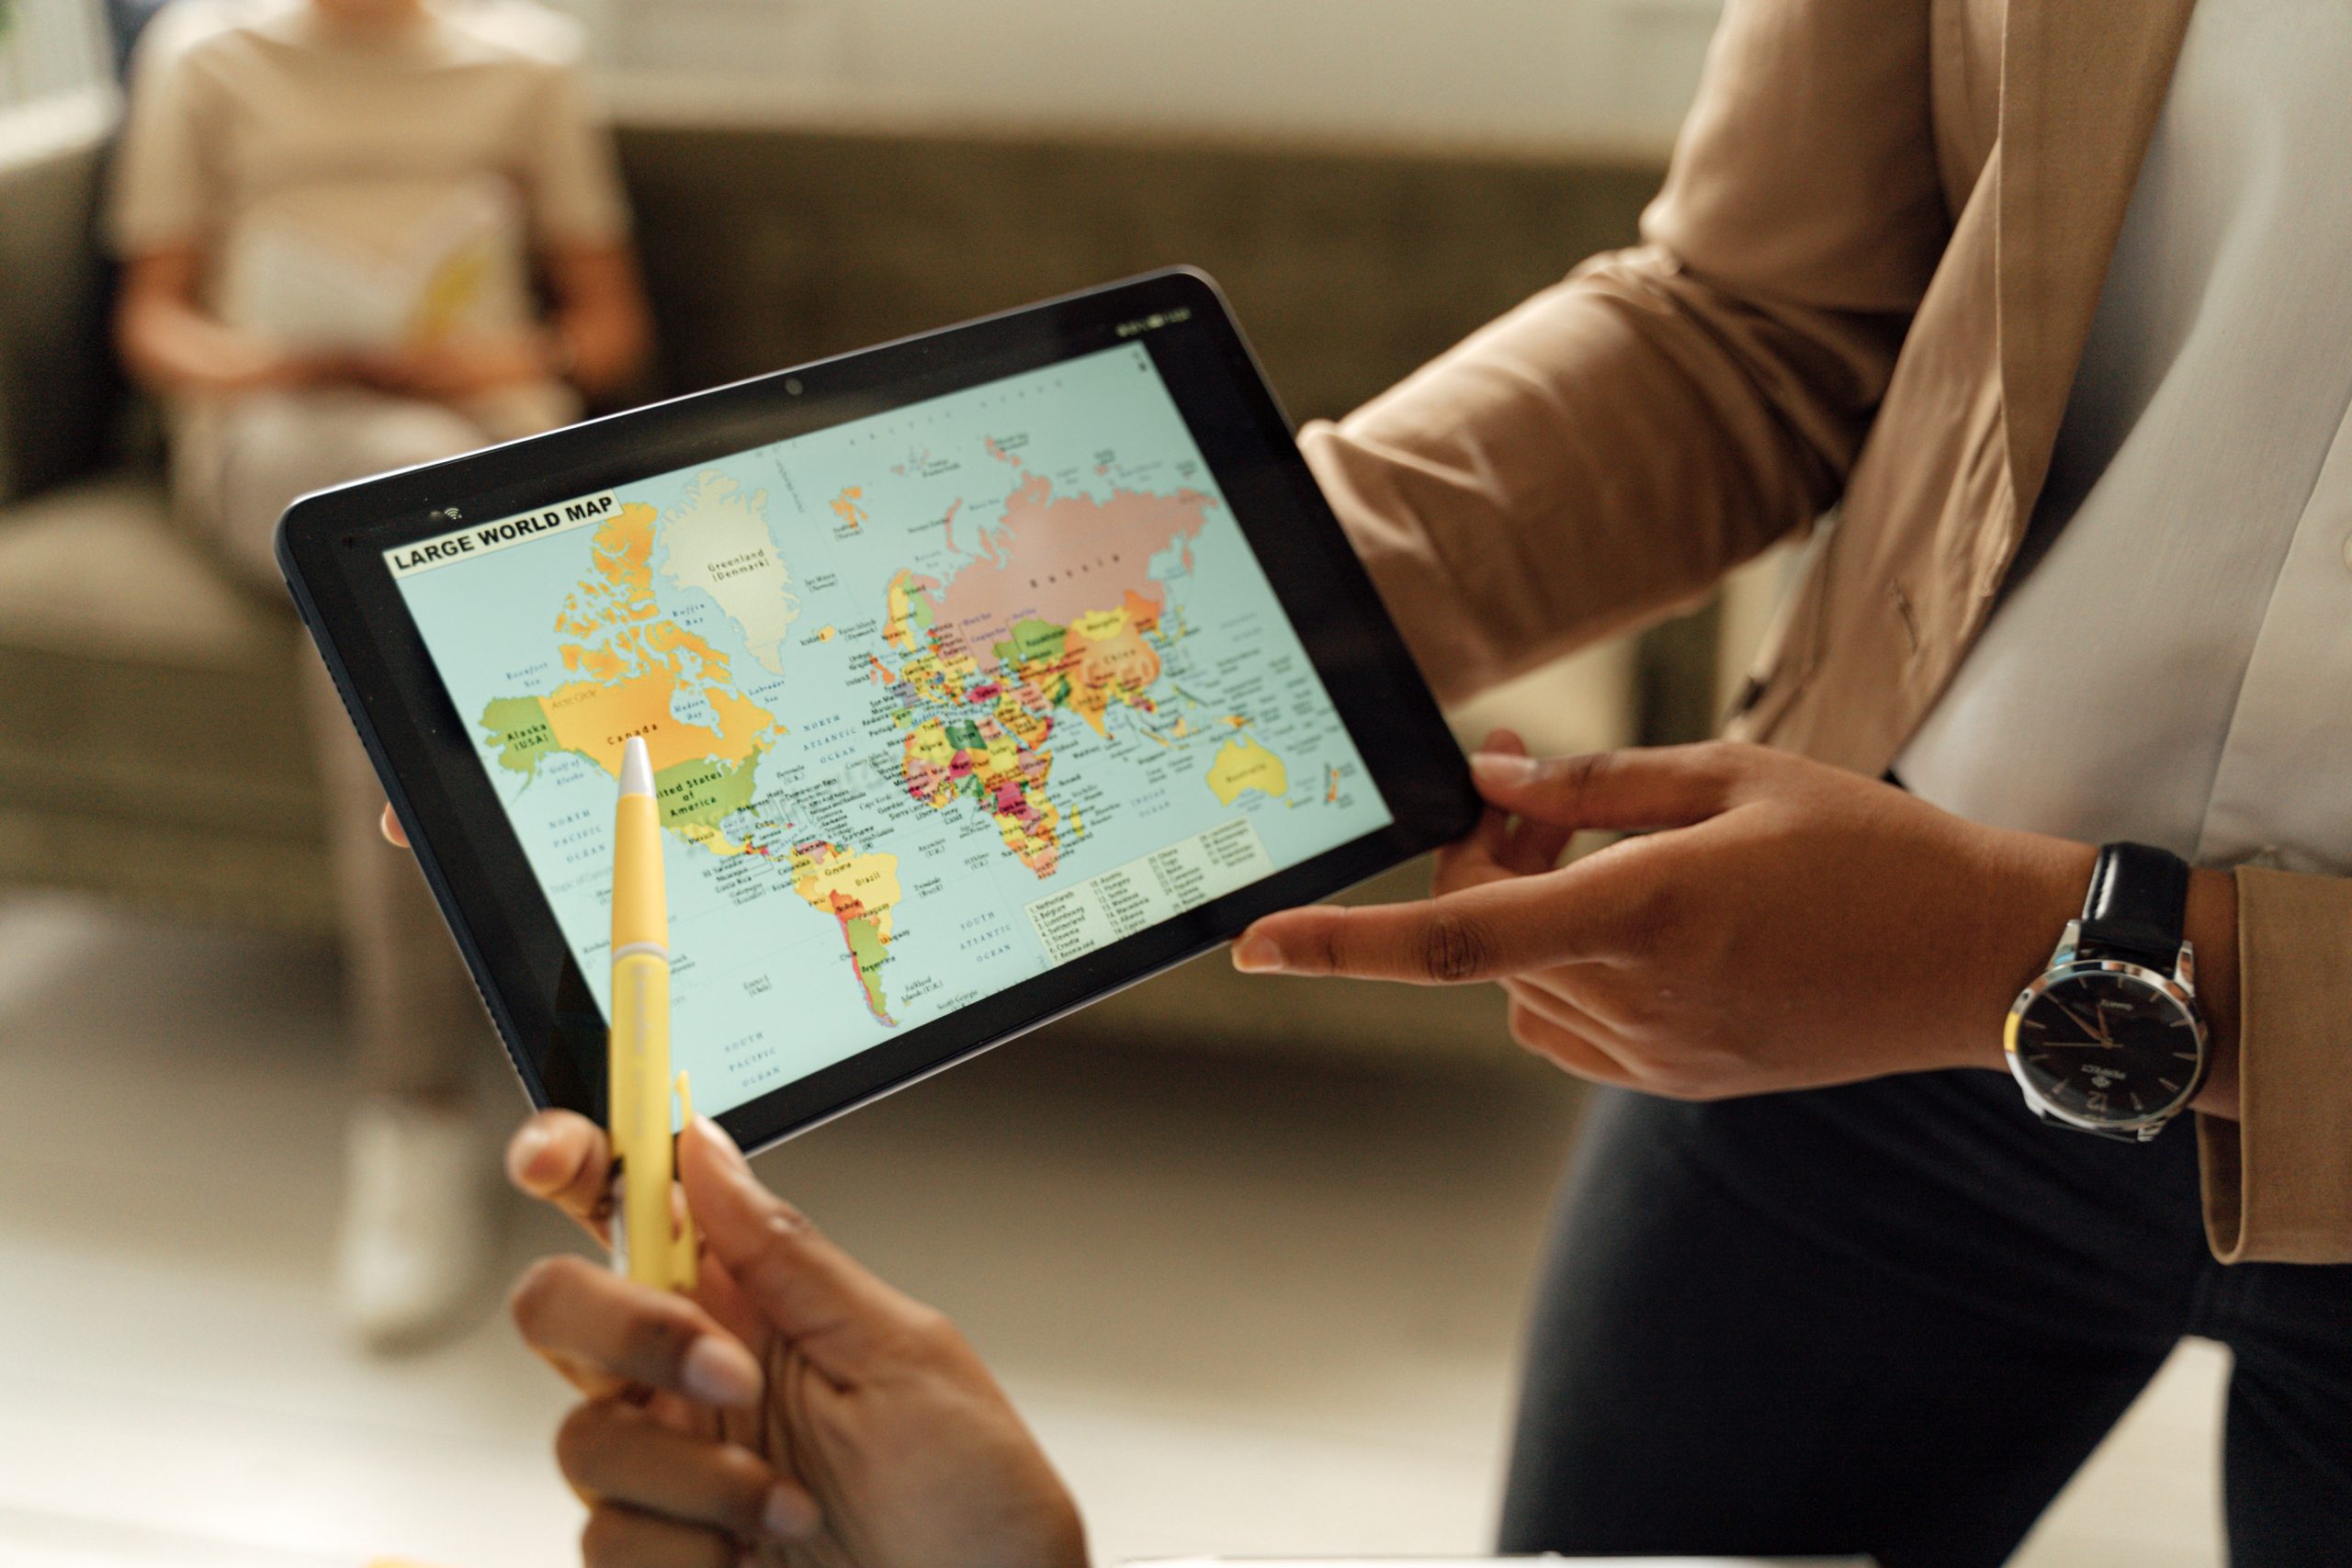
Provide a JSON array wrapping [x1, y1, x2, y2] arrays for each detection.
[[0, 894, 2226, 1567]]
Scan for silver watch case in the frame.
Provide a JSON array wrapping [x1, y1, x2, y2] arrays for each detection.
[[2005, 920, 2210, 1141]]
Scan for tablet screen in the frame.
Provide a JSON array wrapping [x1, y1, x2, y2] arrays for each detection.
[[384, 341, 1395, 1118]]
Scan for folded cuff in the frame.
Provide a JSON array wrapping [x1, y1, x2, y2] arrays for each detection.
[[2199, 865, 2352, 1263]]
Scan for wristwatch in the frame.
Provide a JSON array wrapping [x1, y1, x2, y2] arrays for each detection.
[[2006, 841, 2211, 1142]]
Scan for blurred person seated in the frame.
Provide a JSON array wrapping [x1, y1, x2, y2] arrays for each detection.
[[109, 0, 650, 1348]]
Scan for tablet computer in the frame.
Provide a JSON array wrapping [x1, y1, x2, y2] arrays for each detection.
[[277, 268, 1477, 1152]]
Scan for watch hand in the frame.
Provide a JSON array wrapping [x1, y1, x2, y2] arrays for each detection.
[[2052, 996, 2114, 1044]]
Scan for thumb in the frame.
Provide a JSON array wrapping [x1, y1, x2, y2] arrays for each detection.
[[679, 1116, 926, 1386], [1467, 742, 1750, 831]]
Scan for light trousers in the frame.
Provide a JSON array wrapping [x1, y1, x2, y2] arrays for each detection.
[[181, 384, 569, 1100]]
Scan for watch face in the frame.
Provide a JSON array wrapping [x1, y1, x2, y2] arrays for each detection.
[[2008, 963, 2205, 1126]]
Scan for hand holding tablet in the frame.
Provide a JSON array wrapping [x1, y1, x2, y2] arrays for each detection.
[[280, 270, 1476, 1153]]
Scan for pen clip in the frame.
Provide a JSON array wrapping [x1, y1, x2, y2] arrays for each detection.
[[606, 1071, 700, 1293]]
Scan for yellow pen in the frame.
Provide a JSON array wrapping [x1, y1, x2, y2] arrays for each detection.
[[610, 735, 697, 1291]]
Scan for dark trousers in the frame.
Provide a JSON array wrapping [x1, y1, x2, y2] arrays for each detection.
[[1498, 1069, 2352, 1566]]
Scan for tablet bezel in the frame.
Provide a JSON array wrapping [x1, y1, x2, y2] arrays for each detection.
[[277, 268, 1478, 1152]]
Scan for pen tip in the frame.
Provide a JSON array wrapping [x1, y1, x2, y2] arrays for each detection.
[[619, 735, 654, 798]]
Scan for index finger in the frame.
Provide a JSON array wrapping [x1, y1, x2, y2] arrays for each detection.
[[1232, 863, 1628, 985], [1241, 846, 1665, 982], [509, 1253, 763, 1409], [509, 1110, 615, 1243]]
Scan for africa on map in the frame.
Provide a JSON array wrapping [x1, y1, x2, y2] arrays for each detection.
[[391, 343, 1394, 1116]]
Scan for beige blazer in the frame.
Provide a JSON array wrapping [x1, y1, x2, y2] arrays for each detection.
[[1300, 0, 2352, 1263]]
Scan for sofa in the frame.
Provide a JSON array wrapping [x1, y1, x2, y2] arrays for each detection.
[[0, 85, 1682, 1055]]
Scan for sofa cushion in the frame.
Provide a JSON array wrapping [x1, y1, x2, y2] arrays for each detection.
[[611, 111, 1665, 423], [0, 473, 297, 670], [0, 472, 328, 928]]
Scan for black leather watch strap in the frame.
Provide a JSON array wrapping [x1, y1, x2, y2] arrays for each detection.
[[2078, 841, 2189, 965]]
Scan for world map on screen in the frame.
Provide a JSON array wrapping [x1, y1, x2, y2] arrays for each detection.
[[390, 342, 1394, 1113]]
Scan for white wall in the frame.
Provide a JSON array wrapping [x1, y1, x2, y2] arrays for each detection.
[[561, 0, 1724, 152], [0, 1, 1723, 150], [0, 0, 109, 107]]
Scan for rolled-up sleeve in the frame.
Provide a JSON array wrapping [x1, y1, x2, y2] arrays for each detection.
[[1299, 0, 1948, 705], [2199, 865, 2352, 1263]]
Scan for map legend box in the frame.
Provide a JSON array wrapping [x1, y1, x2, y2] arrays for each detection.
[[1025, 818, 1274, 964]]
